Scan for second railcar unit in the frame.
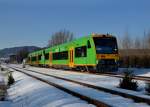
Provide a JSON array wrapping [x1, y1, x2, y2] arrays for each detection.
[[27, 34, 119, 72]]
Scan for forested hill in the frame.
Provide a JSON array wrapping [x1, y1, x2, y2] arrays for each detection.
[[0, 46, 40, 58]]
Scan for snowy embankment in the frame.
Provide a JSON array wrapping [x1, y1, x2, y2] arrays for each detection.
[[0, 69, 95, 107], [9, 66, 150, 107]]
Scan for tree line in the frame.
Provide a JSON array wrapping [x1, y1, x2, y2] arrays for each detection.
[[119, 30, 150, 68], [47, 29, 74, 47]]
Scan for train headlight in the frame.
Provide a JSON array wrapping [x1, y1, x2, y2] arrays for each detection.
[[96, 60, 99, 64]]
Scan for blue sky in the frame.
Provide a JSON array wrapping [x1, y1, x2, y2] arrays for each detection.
[[0, 0, 150, 49]]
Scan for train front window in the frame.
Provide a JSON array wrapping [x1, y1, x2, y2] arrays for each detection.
[[93, 37, 118, 54]]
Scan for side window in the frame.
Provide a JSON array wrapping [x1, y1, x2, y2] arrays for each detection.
[[75, 46, 87, 57], [87, 40, 91, 48], [45, 53, 49, 60], [38, 55, 42, 60], [53, 51, 68, 60], [61, 51, 68, 60], [31, 56, 37, 61], [52, 53, 58, 60]]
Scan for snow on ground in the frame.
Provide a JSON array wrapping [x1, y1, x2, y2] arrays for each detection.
[[9, 67, 150, 107], [0, 67, 6, 86], [0, 70, 95, 107], [0, 73, 4, 84], [118, 68, 150, 77], [12, 64, 149, 95]]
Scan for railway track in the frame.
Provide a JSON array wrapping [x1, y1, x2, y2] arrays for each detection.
[[93, 72, 150, 83], [23, 65, 150, 82], [8, 66, 150, 106], [8, 66, 111, 107], [55, 68, 150, 83]]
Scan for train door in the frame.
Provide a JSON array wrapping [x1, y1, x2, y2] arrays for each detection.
[[69, 48, 74, 67], [36, 55, 38, 65], [87, 40, 93, 65], [29, 57, 31, 65], [49, 52, 52, 66]]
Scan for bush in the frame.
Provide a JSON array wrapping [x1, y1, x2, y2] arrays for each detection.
[[8, 73, 15, 86], [119, 69, 138, 91], [145, 82, 150, 94]]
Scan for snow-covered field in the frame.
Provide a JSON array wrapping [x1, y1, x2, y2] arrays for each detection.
[[7, 66, 150, 107], [0, 71, 95, 107]]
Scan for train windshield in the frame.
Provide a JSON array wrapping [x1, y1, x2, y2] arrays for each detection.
[[93, 37, 118, 54]]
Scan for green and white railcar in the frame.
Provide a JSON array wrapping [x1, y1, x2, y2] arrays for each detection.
[[28, 34, 119, 72]]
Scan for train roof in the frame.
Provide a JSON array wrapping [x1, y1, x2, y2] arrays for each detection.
[[28, 34, 116, 56]]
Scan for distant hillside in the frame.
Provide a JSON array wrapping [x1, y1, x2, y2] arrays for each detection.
[[0, 46, 41, 58]]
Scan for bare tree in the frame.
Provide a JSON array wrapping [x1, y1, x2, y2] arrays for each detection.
[[134, 37, 141, 49], [117, 36, 122, 49], [121, 30, 133, 67], [16, 47, 29, 63], [146, 30, 150, 49], [48, 30, 74, 47], [121, 30, 132, 49], [142, 30, 148, 49], [140, 30, 150, 50]]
